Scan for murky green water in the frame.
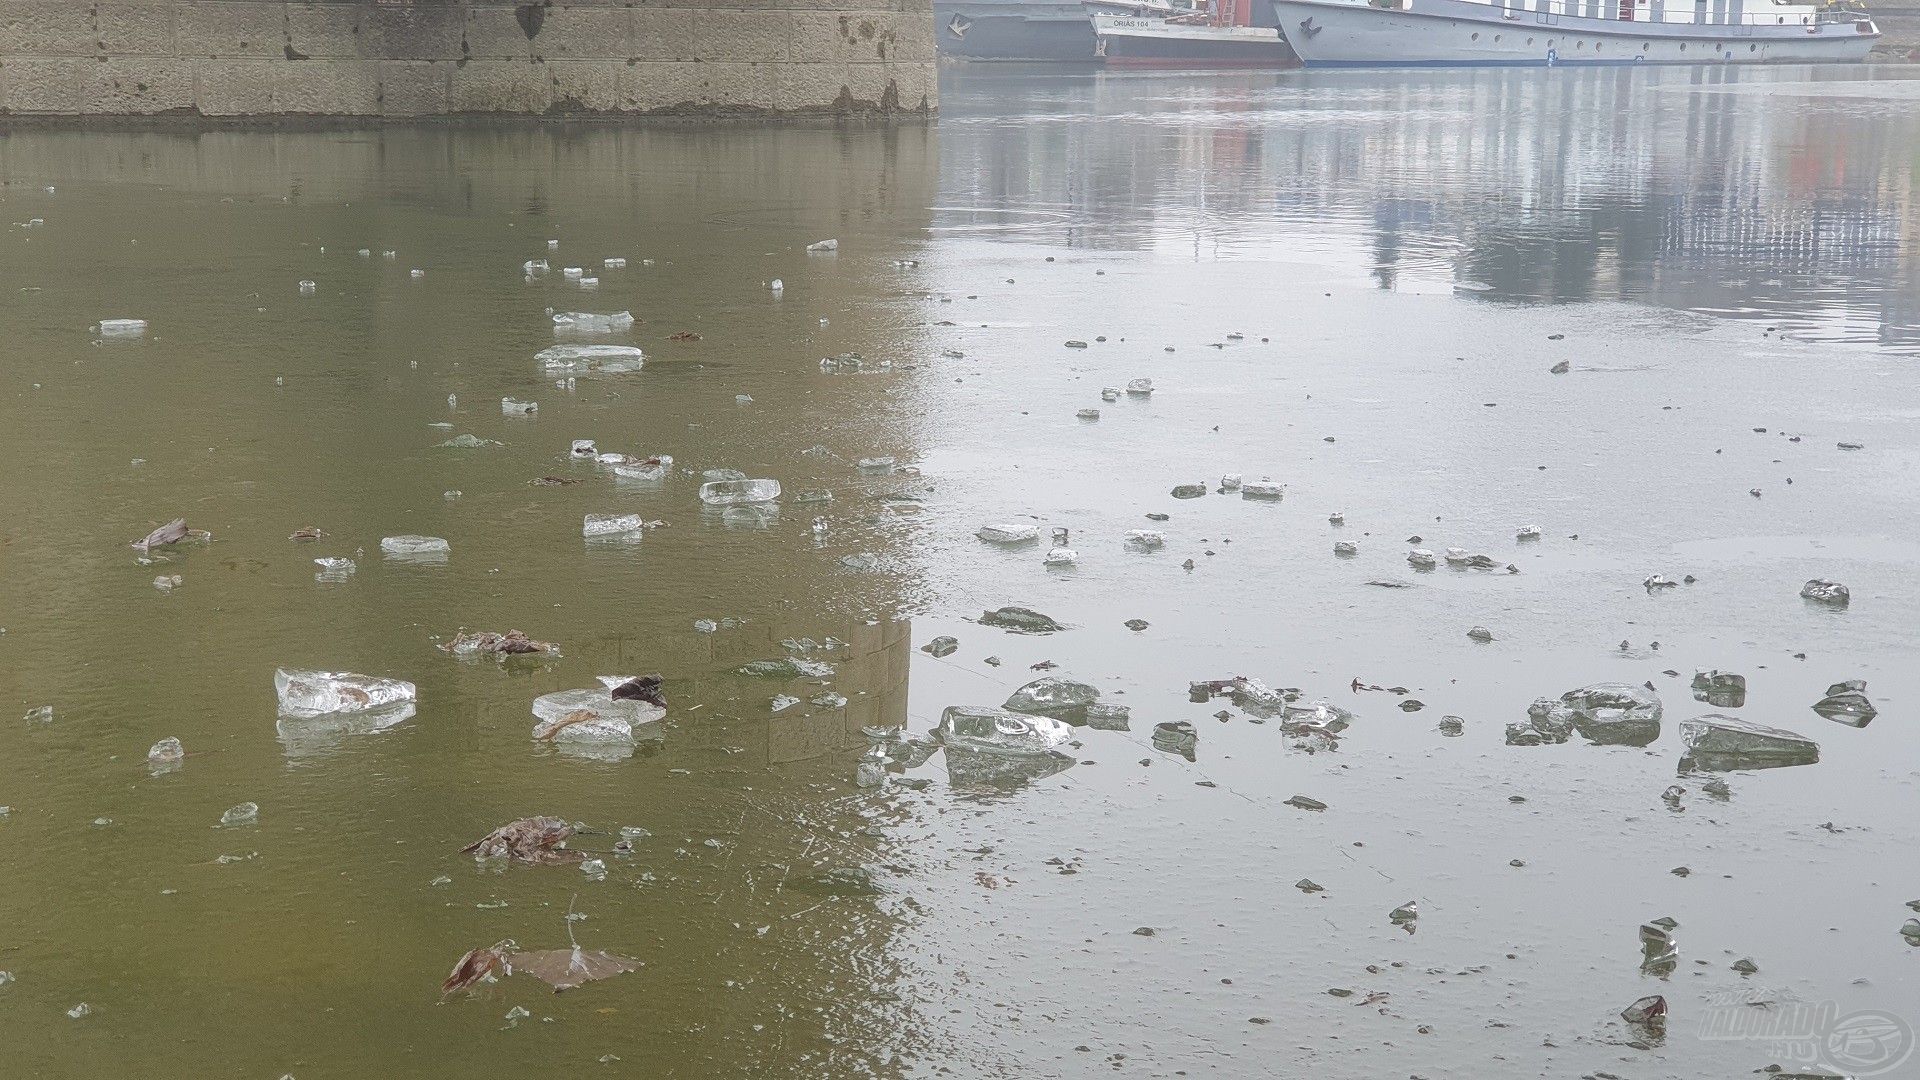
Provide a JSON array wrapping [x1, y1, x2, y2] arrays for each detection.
[[4, 65, 1919, 1079]]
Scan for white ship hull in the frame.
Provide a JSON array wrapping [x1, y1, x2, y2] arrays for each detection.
[[1271, 0, 1878, 66]]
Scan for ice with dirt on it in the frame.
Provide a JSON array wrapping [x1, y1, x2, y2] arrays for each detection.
[[613, 457, 670, 482], [537, 344, 645, 375], [275, 669, 417, 718], [531, 677, 666, 734], [501, 398, 537, 415], [551, 311, 635, 335], [571, 439, 597, 458], [699, 479, 780, 506], [1680, 713, 1820, 764], [936, 706, 1075, 756], [380, 535, 450, 562], [583, 513, 645, 538]]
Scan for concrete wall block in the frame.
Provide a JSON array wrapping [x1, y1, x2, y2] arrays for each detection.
[[0, 56, 84, 112], [176, 1, 287, 58], [366, 2, 465, 61], [81, 56, 196, 112], [95, 3, 179, 56], [286, 4, 366, 60], [544, 59, 623, 111], [462, 6, 536, 60], [273, 57, 379, 113], [686, 10, 792, 62], [444, 58, 551, 112], [525, 6, 630, 59], [628, 9, 696, 61], [788, 11, 927, 64], [195, 56, 275, 114], [616, 58, 774, 112], [0, 2, 94, 56], [377, 58, 448, 116]]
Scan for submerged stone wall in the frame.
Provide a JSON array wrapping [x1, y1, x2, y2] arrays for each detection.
[[0, 0, 934, 121]]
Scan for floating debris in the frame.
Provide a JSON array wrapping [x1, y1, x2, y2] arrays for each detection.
[[462, 817, 582, 865]]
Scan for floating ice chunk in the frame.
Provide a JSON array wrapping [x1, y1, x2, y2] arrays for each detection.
[[24, 705, 53, 724], [1101, 387, 1121, 402], [380, 535, 449, 562], [298, 280, 316, 295], [275, 669, 416, 718], [936, 706, 1074, 756], [1813, 679, 1876, 726], [1679, 714, 1819, 767], [1124, 530, 1164, 549], [148, 737, 184, 764], [1003, 677, 1099, 722], [551, 311, 634, 335], [94, 318, 148, 338], [977, 522, 1039, 544], [1125, 378, 1153, 396], [604, 257, 626, 269], [313, 557, 355, 580], [1334, 540, 1358, 557], [1407, 549, 1437, 569], [563, 267, 583, 280], [1076, 408, 1100, 421], [856, 456, 896, 473], [583, 513, 645, 538], [1690, 670, 1746, 709], [1516, 525, 1542, 542], [699, 479, 780, 506], [410, 269, 425, 280], [1152, 721, 1198, 759], [437, 434, 500, 449], [1220, 473, 1242, 491], [501, 398, 537, 415], [1242, 479, 1283, 499], [531, 678, 665, 740], [579, 277, 598, 289], [1800, 579, 1849, 606], [547, 239, 560, 250], [522, 259, 550, 276], [1533, 682, 1662, 746], [220, 802, 259, 827], [806, 238, 839, 252], [571, 439, 597, 457], [769, 279, 783, 294], [1044, 546, 1077, 566]]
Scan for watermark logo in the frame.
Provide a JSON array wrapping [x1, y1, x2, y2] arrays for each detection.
[[1698, 992, 1913, 1076]]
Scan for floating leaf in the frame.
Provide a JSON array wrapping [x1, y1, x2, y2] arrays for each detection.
[[461, 816, 582, 865]]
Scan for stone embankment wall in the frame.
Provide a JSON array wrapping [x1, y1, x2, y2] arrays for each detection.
[[0, 0, 934, 121]]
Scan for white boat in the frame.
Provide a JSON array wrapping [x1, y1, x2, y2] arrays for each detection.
[[1270, 0, 1878, 66], [1093, 12, 1299, 65]]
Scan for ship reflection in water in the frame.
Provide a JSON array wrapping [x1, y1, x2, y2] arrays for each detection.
[[937, 65, 1920, 351]]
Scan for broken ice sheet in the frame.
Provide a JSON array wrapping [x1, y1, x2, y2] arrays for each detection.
[[380, 535, 450, 564], [698, 478, 780, 506], [1528, 682, 1662, 747], [1679, 714, 1819, 771], [944, 747, 1075, 790], [442, 942, 641, 995]]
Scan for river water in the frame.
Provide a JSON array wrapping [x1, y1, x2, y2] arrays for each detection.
[[2, 65, 1918, 1079]]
